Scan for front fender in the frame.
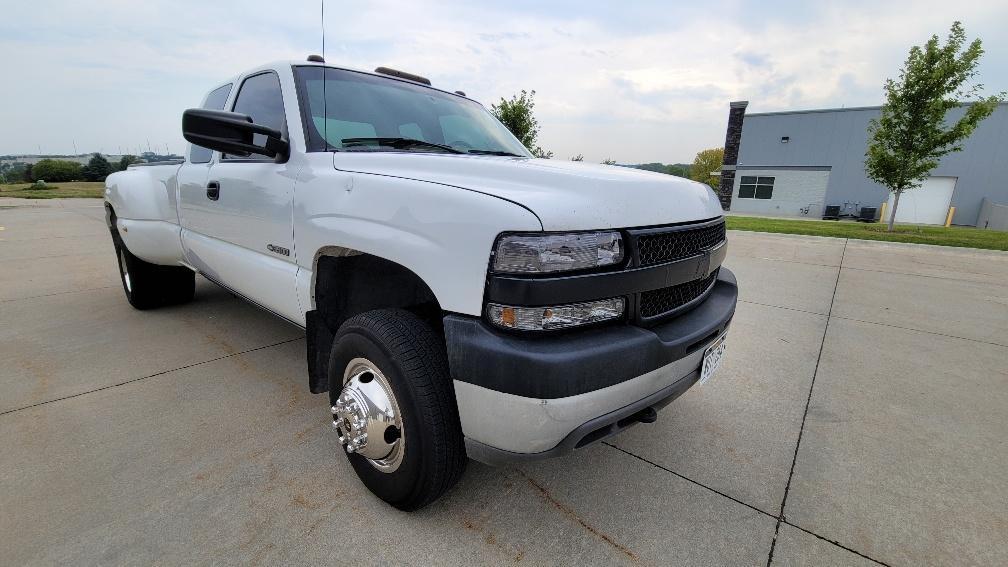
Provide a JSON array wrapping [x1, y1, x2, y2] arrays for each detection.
[[293, 163, 542, 317]]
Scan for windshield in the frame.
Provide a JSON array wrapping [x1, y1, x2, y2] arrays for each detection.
[[294, 66, 531, 157]]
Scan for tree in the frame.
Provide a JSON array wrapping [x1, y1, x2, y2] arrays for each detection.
[[532, 147, 554, 159], [31, 159, 82, 182], [82, 153, 113, 182], [601, 158, 617, 165], [865, 21, 1004, 231], [119, 154, 140, 171], [0, 163, 28, 183], [630, 162, 690, 177], [666, 164, 690, 178], [491, 90, 552, 158], [570, 154, 584, 162], [690, 147, 724, 188]]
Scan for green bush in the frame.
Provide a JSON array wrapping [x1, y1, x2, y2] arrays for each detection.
[[82, 153, 113, 181], [31, 159, 82, 183]]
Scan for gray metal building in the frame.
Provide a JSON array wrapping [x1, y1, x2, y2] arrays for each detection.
[[718, 101, 1008, 227]]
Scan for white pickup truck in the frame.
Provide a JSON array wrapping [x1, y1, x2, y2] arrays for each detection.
[[105, 57, 737, 510]]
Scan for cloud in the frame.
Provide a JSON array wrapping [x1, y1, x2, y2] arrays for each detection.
[[1, 0, 1006, 163], [735, 52, 771, 69]]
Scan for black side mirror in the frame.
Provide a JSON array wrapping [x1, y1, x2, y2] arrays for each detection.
[[182, 109, 290, 162]]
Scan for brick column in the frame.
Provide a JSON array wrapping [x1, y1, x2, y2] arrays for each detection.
[[718, 100, 748, 210]]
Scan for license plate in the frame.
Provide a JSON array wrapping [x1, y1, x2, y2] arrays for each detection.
[[699, 334, 727, 385]]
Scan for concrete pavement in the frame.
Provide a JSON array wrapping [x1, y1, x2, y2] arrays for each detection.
[[1, 200, 1006, 565]]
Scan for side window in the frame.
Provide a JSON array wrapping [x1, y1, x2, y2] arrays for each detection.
[[189, 83, 232, 164], [227, 72, 286, 159], [738, 176, 775, 199]]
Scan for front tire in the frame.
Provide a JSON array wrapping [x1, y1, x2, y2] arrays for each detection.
[[328, 309, 466, 511]]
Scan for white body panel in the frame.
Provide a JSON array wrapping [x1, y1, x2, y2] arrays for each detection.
[[179, 159, 301, 321], [115, 218, 186, 265], [889, 176, 957, 225], [293, 153, 541, 316], [183, 230, 303, 323], [332, 152, 725, 230], [104, 165, 186, 264]]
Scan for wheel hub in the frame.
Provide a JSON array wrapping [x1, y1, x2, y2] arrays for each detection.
[[331, 358, 404, 472]]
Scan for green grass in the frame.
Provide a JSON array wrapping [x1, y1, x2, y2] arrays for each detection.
[[726, 215, 1008, 251], [0, 181, 105, 199]]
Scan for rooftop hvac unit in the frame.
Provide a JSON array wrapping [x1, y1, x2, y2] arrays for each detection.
[[858, 207, 878, 222], [822, 205, 840, 220]]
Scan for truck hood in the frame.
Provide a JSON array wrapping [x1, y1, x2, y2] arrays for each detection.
[[333, 153, 724, 231]]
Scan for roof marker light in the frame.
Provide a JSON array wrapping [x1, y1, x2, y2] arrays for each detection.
[[374, 67, 432, 86]]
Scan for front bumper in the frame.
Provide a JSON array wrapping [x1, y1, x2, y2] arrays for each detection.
[[444, 267, 737, 462]]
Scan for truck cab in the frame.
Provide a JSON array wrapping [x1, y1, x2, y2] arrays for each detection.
[[104, 58, 737, 510]]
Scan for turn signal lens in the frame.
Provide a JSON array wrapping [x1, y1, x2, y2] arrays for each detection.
[[487, 298, 625, 331]]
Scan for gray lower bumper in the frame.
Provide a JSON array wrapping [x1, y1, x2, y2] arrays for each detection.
[[464, 367, 703, 465], [455, 340, 715, 465]]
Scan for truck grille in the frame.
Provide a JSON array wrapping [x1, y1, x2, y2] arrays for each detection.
[[639, 270, 718, 319], [636, 220, 726, 267]]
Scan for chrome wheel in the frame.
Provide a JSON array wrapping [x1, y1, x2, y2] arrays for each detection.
[[118, 247, 132, 293], [332, 357, 405, 473]]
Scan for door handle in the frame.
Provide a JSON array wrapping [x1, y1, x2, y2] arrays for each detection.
[[206, 181, 220, 201]]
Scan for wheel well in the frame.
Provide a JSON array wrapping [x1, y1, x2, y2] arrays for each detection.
[[306, 252, 444, 394], [105, 203, 117, 233]]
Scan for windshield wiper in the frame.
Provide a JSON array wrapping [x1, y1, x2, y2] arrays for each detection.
[[466, 149, 525, 157], [341, 137, 462, 154]]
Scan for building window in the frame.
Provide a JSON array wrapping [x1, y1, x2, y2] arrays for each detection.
[[739, 176, 774, 199]]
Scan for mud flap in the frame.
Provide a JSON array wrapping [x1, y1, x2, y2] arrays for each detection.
[[306, 309, 334, 394]]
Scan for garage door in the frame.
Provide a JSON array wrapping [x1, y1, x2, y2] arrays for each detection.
[[888, 176, 956, 224]]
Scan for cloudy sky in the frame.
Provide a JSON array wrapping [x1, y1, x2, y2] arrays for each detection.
[[2, 0, 1006, 163]]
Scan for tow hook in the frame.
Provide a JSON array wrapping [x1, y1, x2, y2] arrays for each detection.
[[633, 406, 658, 424]]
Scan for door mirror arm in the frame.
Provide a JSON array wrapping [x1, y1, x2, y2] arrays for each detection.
[[182, 108, 290, 163]]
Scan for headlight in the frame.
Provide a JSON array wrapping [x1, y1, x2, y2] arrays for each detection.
[[492, 231, 623, 274], [487, 298, 625, 331]]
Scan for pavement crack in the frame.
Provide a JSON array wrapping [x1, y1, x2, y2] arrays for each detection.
[[0, 337, 303, 417], [604, 441, 893, 566], [737, 299, 829, 317], [829, 315, 1008, 348], [603, 442, 776, 520], [766, 238, 847, 566], [841, 264, 1006, 285], [517, 469, 640, 563], [0, 285, 116, 303], [781, 520, 892, 566]]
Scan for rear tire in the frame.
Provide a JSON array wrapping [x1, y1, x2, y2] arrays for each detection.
[[112, 233, 195, 310], [328, 308, 466, 511]]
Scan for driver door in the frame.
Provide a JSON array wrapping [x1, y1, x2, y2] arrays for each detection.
[[178, 70, 300, 322]]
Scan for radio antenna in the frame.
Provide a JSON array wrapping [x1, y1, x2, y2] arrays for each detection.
[[321, 0, 329, 151]]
